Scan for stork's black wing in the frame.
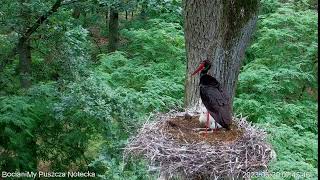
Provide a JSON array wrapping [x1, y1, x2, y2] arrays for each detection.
[[200, 85, 229, 107], [200, 84, 232, 129]]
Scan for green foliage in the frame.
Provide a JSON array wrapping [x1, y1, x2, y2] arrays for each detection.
[[235, 0, 318, 179], [252, 125, 318, 180], [33, 25, 92, 81], [146, 0, 183, 24], [0, 82, 104, 171], [0, 96, 37, 170], [96, 18, 185, 114], [90, 156, 155, 180], [121, 19, 185, 62], [0, 0, 56, 33], [97, 50, 184, 113], [58, 26, 92, 79], [0, 63, 20, 95]]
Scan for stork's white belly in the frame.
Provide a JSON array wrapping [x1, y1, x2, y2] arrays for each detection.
[[198, 103, 222, 129], [199, 112, 220, 129]]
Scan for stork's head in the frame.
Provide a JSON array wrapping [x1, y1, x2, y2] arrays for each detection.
[[191, 60, 212, 76]]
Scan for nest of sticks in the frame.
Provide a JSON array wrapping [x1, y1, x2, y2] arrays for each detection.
[[124, 111, 275, 179]]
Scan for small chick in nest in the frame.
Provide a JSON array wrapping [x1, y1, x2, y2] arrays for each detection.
[[198, 104, 221, 129], [193, 100, 222, 135]]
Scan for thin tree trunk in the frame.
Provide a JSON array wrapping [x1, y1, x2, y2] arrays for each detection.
[[108, 9, 119, 52], [125, 10, 128, 20], [72, 6, 81, 19], [105, 8, 109, 27], [16, 0, 63, 88], [17, 38, 32, 88], [131, 11, 134, 18], [140, 1, 147, 19], [184, 0, 259, 109]]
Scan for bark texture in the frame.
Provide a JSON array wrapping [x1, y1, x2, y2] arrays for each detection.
[[108, 9, 119, 52], [184, 0, 258, 108], [17, 38, 31, 88], [105, 7, 109, 26]]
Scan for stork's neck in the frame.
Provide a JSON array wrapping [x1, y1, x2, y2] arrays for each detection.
[[200, 67, 209, 76], [200, 73, 220, 87]]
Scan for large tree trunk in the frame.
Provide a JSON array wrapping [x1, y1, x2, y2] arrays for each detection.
[[184, 0, 259, 109], [17, 38, 32, 88], [108, 9, 119, 52]]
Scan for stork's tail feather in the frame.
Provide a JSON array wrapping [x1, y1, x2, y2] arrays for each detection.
[[211, 110, 231, 130]]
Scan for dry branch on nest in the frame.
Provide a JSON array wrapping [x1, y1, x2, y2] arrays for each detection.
[[124, 111, 275, 180]]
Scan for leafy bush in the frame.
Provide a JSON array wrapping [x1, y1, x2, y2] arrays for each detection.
[[0, 95, 37, 170], [235, 1, 318, 179], [121, 19, 185, 63]]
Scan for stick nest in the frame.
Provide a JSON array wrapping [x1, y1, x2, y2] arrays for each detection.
[[124, 111, 275, 179]]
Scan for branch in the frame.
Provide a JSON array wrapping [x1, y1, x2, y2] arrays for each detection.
[[21, 0, 64, 43], [0, 0, 64, 72]]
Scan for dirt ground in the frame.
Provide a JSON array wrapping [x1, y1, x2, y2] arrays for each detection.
[[163, 115, 244, 145]]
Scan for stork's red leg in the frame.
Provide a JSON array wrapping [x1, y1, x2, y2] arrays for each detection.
[[205, 111, 209, 137]]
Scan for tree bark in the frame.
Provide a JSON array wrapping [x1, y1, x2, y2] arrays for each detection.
[[105, 8, 109, 27], [184, 0, 259, 109], [108, 9, 119, 52], [17, 38, 32, 88]]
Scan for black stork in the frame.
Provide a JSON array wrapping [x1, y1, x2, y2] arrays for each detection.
[[192, 60, 232, 133]]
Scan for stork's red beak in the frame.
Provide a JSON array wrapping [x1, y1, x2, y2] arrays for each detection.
[[191, 63, 205, 76]]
